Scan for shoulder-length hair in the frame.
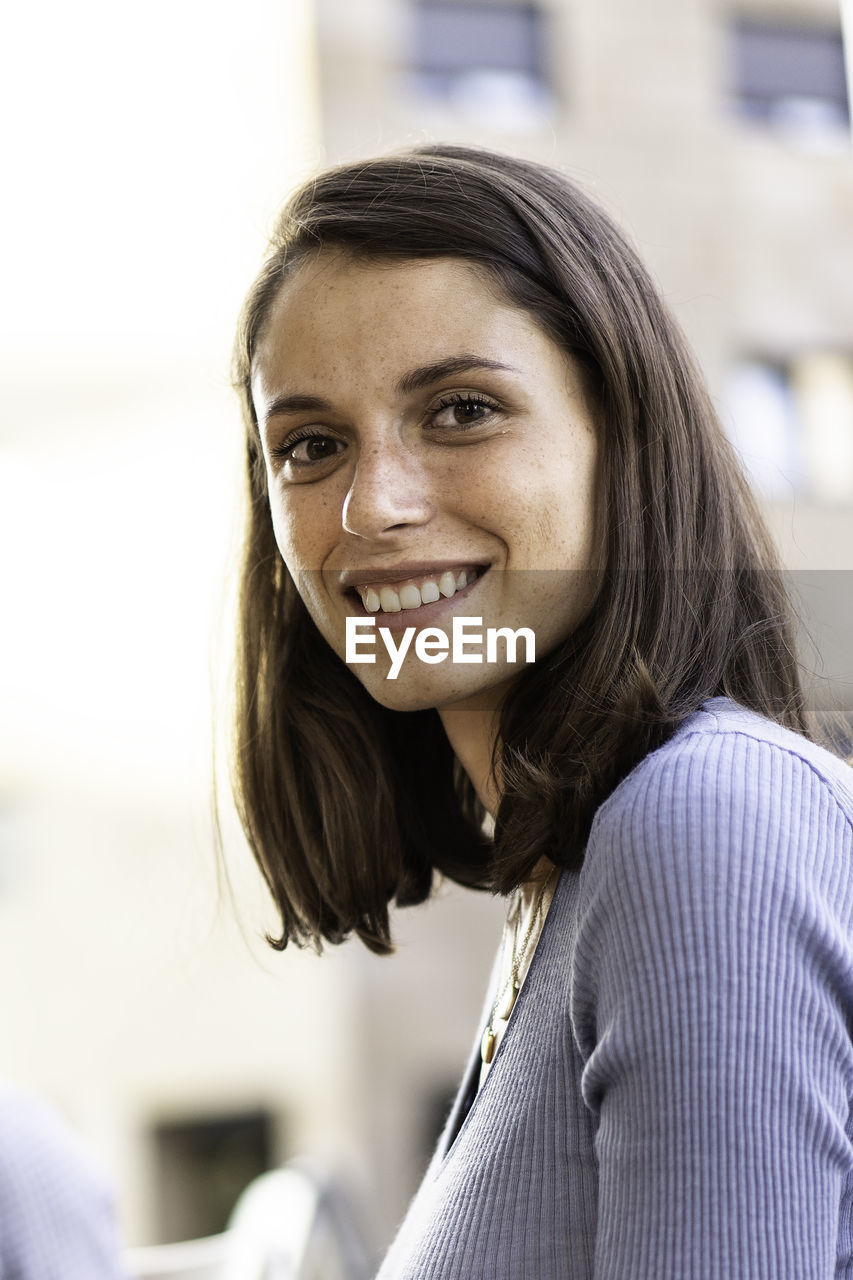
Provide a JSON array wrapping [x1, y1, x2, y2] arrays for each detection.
[[231, 144, 812, 954]]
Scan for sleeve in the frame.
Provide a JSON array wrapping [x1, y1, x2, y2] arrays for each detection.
[[0, 1087, 129, 1280], [571, 730, 853, 1280]]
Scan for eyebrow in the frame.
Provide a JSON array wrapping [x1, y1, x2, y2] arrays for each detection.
[[395, 354, 516, 395], [260, 355, 517, 424]]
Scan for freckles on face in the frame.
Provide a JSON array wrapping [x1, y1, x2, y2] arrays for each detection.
[[249, 251, 602, 711]]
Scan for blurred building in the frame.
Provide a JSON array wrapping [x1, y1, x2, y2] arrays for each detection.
[[1, 0, 851, 1266]]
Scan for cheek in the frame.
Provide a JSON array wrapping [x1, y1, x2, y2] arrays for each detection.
[[501, 474, 598, 566], [535, 445, 599, 560], [268, 489, 339, 572], [539, 492, 596, 558]]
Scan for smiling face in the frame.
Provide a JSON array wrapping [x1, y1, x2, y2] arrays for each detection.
[[251, 252, 601, 713]]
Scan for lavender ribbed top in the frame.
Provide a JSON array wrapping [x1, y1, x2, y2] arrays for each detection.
[[375, 698, 853, 1279]]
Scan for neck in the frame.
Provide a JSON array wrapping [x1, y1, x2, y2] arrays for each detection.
[[438, 677, 514, 817]]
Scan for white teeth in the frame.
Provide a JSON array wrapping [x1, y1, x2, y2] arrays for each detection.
[[357, 568, 480, 613], [399, 584, 422, 610], [379, 586, 402, 613]]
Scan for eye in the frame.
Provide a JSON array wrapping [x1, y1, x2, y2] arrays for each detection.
[[430, 392, 500, 431], [269, 430, 346, 473]]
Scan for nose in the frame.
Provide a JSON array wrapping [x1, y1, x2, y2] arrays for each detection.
[[341, 439, 434, 541]]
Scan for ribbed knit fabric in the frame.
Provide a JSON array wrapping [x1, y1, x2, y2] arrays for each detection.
[[375, 698, 853, 1279], [0, 1084, 128, 1279]]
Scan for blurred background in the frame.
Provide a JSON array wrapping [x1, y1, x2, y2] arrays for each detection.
[[1, 0, 852, 1266]]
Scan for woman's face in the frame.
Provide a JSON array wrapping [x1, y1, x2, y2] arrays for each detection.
[[251, 252, 601, 712]]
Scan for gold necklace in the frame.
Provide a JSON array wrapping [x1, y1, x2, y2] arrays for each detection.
[[480, 868, 556, 1066]]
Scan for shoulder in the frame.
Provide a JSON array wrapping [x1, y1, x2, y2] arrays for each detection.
[[571, 700, 853, 1084], [585, 697, 853, 893], [572, 699, 853, 996]]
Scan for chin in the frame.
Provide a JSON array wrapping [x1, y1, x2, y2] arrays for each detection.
[[362, 683, 445, 714], [351, 664, 522, 716]]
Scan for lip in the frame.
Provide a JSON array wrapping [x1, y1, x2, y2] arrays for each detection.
[[344, 565, 488, 633], [338, 561, 488, 591]]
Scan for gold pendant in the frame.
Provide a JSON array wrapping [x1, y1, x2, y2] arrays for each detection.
[[481, 1027, 496, 1065], [497, 983, 518, 1021]]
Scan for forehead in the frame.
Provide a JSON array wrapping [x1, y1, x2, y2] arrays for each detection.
[[251, 252, 552, 398]]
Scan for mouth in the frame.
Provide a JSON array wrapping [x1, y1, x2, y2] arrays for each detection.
[[347, 564, 488, 618]]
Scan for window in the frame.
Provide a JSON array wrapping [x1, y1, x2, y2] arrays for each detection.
[[729, 19, 850, 135], [723, 353, 853, 504], [408, 1, 550, 127], [723, 360, 801, 500], [150, 1109, 275, 1242]]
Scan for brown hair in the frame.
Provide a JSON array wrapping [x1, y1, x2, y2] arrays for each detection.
[[231, 144, 813, 955]]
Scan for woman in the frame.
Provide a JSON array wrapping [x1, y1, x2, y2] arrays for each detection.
[[231, 145, 853, 1278]]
